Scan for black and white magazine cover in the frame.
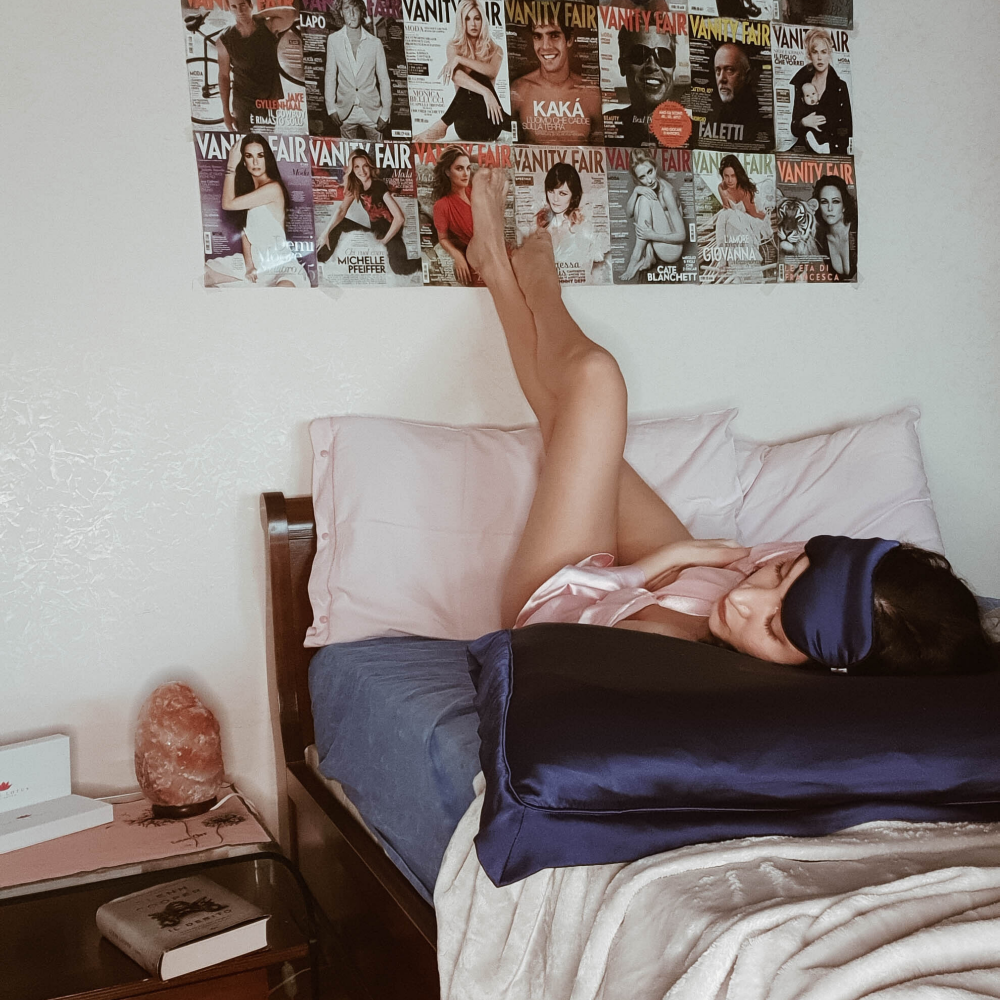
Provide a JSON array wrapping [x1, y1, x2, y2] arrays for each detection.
[[599, 4, 692, 148], [300, 0, 412, 140], [181, 0, 308, 134], [405, 0, 512, 143], [606, 146, 698, 284], [779, 0, 853, 31]]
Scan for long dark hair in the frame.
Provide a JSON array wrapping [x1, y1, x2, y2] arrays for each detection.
[[231, 133, 291, 229], [811, 174, 857, 229], [719, 153, 756, 200], [536, 161, 584, 229], [862, 545, 996, 676], [431, 145, 472, 201]]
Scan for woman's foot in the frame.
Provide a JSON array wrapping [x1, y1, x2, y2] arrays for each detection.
[[414, 120, 448, 142], [467, 167, 510, 280], [512, 229, 561, 309]]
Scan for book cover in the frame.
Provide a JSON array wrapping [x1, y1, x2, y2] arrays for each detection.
[[96, 875, 270, 980]]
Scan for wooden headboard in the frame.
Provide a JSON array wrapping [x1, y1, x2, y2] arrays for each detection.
[[261, 492, 318, 767], [260, 492, 439, 996]]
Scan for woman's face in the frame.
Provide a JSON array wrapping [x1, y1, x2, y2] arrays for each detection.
[[448, 156, 471, 191], [546, 181, 573, 216], [243, 142, 267, 178], [818, 184, 845, 226], [634, 161, 657, 189], [464, 6, 482, 38], [351, 156, 372, 185], [721, 166, 737, 190], [708, 555, 811, 664], [809, 40, 831, 73]]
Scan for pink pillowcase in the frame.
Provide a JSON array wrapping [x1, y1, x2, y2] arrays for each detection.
[[306, 412, 742, 645], [734, 408, 944, 552]]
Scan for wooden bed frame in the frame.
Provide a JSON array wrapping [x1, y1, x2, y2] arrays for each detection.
[[260, 492, 440, 1000]]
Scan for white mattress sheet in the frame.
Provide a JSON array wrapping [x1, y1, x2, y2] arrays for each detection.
[[436, 774, 1000, 1000]]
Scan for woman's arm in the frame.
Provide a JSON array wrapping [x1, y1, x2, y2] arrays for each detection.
[[633, 538, 749, 592], [718, 184, 735, 209], [437, 233, 472, 285], [625, 184, 656, 218], [379, 190, 406, 245], [240, 233, 256, 283], [443, 45, 502, 82], [742, 189, 766, 220]]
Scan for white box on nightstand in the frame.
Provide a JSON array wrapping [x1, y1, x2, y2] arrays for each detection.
[[0, 734, 113, 854]]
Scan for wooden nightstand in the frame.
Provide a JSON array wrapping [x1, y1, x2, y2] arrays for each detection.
[[0, 851, 317, 1000]]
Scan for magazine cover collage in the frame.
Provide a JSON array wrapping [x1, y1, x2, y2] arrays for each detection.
[[181, 0, 857, 288]]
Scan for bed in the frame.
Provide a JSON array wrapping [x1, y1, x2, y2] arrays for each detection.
[[261, 412, 1000, 1000]]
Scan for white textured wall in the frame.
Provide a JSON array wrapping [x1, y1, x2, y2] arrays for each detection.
[[2, 0, 998, 835]]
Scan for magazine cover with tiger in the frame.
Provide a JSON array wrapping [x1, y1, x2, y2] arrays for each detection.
[[606, 147, 698, 284], [693, 148, 776, 284], [506, 0, 604, 146], [404, 0, 513, 145], [779, 0, 853, 31], [512, 145, 612, 284], [312, 139, 423, 286], [687, 0, 775, 21], [198, 130, 317, 288], [413, 142, 516, 285], [772, 22, 852, 155], [775, 152, 856, 283], [181, 0, 308, 134], [598, 3, 693, 149], [300, 0, 412, 140], [688, 15, 774, 152]]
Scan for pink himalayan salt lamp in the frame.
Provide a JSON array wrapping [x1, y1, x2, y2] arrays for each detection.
[[134, 682, 224, 818]]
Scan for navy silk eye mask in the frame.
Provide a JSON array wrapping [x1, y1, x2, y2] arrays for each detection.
[[468, 623, 1000, 887], [781, 535, 900, 668]]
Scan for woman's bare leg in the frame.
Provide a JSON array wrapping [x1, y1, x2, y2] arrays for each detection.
[[467, 171, 689, 624]]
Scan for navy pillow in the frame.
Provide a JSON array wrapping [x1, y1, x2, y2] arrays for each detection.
[[468, 624, 1000, 887]]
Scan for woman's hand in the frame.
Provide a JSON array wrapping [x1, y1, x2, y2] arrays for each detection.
[[453, 251, 472, 285], [439, 54, 460, 83], [245, 266, 258, 283], [635, 221, 656, 240], [227, 139, 244, 170], [635, 539, 749, 592], [635, 185, 656, 201], [801, 112, 826, 129], [483, 91, 504, 125]]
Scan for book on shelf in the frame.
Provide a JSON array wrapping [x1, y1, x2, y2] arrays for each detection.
[[96, 874, 270, 980]]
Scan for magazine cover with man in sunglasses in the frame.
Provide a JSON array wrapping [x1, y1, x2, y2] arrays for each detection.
[[599, 4, 692, 148]]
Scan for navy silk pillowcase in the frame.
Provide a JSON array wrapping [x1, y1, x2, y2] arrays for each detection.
[[467, 623, 1000, 887]]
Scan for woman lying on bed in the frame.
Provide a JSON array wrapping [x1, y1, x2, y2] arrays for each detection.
[[464, 168, 994, 676]]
